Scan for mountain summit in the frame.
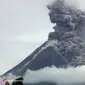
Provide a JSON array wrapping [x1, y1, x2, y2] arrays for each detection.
[[2, 0, 85, 77]]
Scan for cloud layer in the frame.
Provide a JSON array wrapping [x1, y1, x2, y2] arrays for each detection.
[[23, 66, 85, 85], [1, 66, 85, 85]]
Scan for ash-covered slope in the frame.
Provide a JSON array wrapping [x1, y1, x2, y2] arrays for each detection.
[[2, 0, 85, 77]]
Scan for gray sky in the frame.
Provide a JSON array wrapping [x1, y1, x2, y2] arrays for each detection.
[[0, 0, 85, 74], [0, 0, 54, 74]]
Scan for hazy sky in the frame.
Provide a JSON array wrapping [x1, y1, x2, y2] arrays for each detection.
[[0, 0, 85, 74], [0, 0, 54, 74]]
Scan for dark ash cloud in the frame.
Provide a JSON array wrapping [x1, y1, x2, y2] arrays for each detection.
[[47, 0, 85, 66]]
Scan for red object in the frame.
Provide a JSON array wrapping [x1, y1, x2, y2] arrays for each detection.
[[2, 78, 8, 83]]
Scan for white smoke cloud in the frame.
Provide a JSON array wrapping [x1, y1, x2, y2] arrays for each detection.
[[2, 73, 18, 80], [1, 66, 85, 85], [23, 66, 85, 85]]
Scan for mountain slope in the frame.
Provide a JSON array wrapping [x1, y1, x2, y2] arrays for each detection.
[[2, 40, 68, 76]]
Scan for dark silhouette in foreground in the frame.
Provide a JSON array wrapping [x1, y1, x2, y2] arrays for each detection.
[[5, 77, 23, 85]]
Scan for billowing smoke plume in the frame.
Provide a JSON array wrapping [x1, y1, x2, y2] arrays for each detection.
[[23, 66, 85, 85], [47, 0, 85, 66], [1, 66, 85, 85]]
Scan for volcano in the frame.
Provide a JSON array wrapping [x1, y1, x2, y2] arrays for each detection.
[[2, 0, 85, 77]]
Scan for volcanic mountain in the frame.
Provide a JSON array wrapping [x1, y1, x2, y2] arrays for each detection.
[[2, 0, 85, 77]]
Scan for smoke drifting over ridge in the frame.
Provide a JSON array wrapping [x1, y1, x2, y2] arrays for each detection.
[[47, 0, 85, 66], [23, 66, 85, 85], [1, 66, 85, 85]]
